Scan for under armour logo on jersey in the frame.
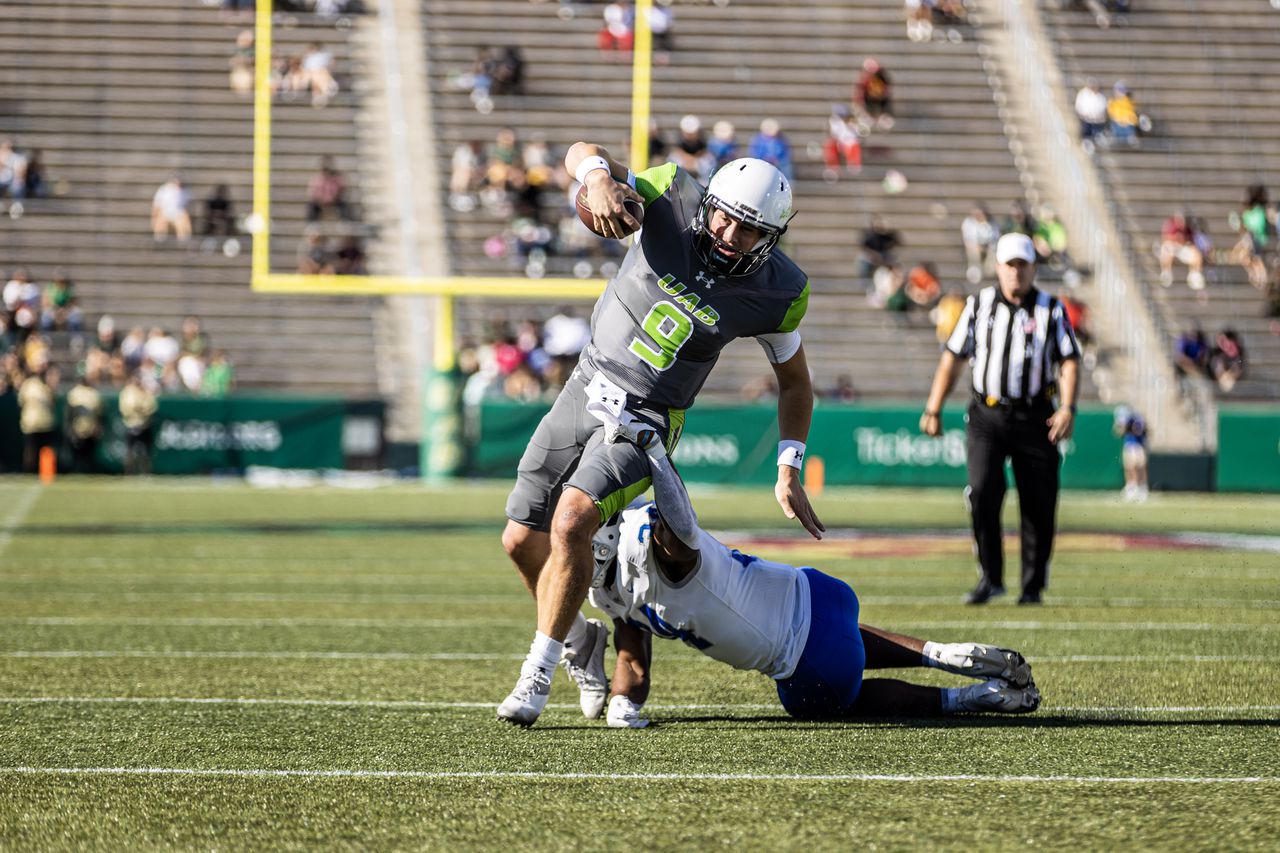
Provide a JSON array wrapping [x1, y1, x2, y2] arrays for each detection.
[[695, 271, 717, 289]]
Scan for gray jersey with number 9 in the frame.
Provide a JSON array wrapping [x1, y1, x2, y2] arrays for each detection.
[[576, 163, 810, 412]]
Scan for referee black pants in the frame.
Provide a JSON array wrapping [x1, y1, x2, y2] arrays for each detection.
[[965, 399, 1061, 595]]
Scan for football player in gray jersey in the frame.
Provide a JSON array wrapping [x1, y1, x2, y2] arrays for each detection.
[[499, 142, 825, 727]]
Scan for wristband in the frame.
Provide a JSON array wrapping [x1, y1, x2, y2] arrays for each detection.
[[924, 409, 940, 418], [574, 155, 611, 187], [777, 440, 806, 470]]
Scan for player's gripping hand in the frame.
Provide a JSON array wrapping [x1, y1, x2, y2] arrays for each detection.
[[606, 694, 649, 729], [776, 466, 825, 540], [583, 171, 644, 239], [605, 418, 665, 460]]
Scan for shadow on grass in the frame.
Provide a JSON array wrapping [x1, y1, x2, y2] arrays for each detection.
[[658, 714, 1280, 729]]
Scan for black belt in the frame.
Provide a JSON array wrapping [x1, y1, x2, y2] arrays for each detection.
[[972, 390, 1053, 411]]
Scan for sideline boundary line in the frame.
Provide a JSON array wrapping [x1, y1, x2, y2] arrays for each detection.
[[1, 767, 1275, 784]]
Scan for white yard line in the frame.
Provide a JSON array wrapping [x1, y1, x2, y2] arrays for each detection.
[[0, 766, 1273, 784], [0, 485, 40, 561], [2, 696, 1277, 715], [1, 616, 1272, 631]]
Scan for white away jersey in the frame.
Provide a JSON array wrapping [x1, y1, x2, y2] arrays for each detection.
[[588, 502, 812, 679]]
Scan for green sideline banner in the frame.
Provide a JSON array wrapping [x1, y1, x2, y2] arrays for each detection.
[[1216, 408, 1280, 492], [473, 401, 1123, 490], [0, 391, 382, 474]]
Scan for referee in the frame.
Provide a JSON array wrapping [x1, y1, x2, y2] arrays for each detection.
[[919, 233, 1081, 605]]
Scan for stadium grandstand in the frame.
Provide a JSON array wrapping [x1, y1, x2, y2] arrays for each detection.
[[3, 0, 1277, 472]]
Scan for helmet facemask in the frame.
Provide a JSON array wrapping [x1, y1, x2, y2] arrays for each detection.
[[690, 158, 795, 277]]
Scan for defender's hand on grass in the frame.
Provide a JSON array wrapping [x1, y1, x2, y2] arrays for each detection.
[[776, 467, 825, 540]]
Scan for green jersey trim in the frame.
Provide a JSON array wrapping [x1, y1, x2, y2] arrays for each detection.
[[595, 477, 653, 525], [635, 163, 678, 206], [777, 280, 811, 333]]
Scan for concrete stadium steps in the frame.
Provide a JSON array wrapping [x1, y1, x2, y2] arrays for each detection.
[[1040, 0, 1280, 401], [422, 0, 1089, 401], [0, 0, 380, 395]]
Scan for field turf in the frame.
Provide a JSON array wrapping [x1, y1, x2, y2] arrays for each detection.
[[0, 477, 1277, 850]]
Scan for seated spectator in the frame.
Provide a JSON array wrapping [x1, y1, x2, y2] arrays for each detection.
[[541, 308, 590, 388], [1173, 322, 1209, 379], [671, 115, 714, 181], [747, 118, 793, 180], [39, 269, 83, 333], [144, 327, 180, 371], [306, 156, 352, 221], [201, 350, 235, 397], [1033, 205, 1080, 284], [740, 375, 779, 402], [649, 2, 675, 61], [904, 263, 942, 309], [449, 141, 486, 212], [490, 46, 525, 95], [1208, 329, 1245, 392], [229, 29, 255, 96], [1060, 293, 1093, 351], [822, 104, 862, 181], [961, 204, 999, 284], [333, 236, 367, 275], [825, 374, 859, 402], [120, 326, 147, 369], [646, 119, 670, 168], [297, 228, 336, 275], [1227, 184, 1272, 290], [0, 139, 31, 211], [931, 285, 967, 344], [599, 0, 635, 52], [1159, 209, 1206, 290], [904, 0, 934, 43], [1002, 200, 1038, 238], [855, 216, 903, 290], [299, 42, 339, 108], [876, 264, 908, 312], [1074, 79, 1109, 151], [94, 314, 119, 354], [1107, 82, 1140, 148], [201, 184, 238, 243], [457, 47, 495, 113], [151, 176, 192, 242], [707, 121, 737, 173], [853, 59, 894, 132], [180, 316, 211, 358], [4, 268, 41, 342]]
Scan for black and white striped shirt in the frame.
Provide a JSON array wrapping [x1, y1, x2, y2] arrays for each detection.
[[946, 286, 1080, 401]]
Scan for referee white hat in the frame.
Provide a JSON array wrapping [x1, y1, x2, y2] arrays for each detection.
[[996, 233, 1037, 265]]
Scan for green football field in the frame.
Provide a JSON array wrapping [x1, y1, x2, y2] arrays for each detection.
[[0, 477, 1277, 850]]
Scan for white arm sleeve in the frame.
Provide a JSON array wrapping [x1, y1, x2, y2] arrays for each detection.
[[646, 447, 701, 550], [755, 330, 803, 364]]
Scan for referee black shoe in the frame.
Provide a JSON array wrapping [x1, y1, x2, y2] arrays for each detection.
[[964, 581, 1006, 605], [1018, 590, 1043, 605]]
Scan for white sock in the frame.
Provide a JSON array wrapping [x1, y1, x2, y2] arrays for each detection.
[[527, 632, 564, 673], [940, 687, 962, 714], [561, 612, 590, 658]]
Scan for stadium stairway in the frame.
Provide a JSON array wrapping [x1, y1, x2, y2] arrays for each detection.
[[420, 0, 1101, 401], [1039, 0, 1280, 402], [0, 0, 382, 394]]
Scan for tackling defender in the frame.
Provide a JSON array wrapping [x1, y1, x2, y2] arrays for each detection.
[[498, 145, 824, 726], [587, 423, 1041, 726]]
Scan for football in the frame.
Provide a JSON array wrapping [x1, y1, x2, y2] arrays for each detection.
[[575, 184, 644, 238]]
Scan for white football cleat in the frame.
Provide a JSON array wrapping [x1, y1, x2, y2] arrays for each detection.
[[927, 642, 1033, 688], [497, 662, 554, 727], [606, 694, 649, 729], [955, 678, 1041, 714], [561, 618, 610, 719]]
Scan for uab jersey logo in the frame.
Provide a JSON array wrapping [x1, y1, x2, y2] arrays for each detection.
[[628, 273, 721, 372]]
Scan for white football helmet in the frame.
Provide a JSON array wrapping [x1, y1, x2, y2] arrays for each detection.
[[692, 158, 795, 276], [590, 518, 621, 589]]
